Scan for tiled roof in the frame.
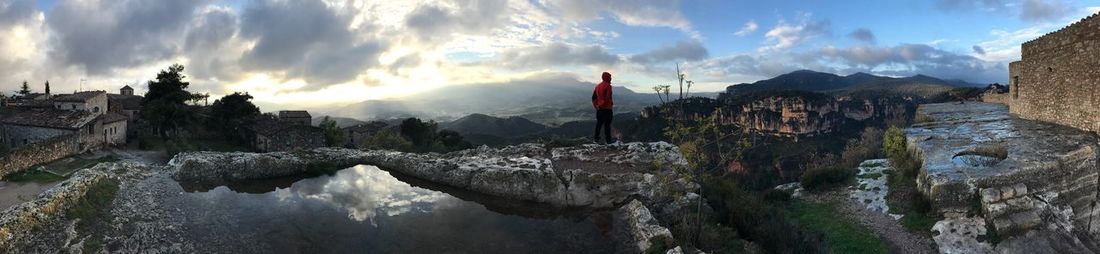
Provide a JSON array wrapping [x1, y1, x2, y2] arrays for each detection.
[[278, 110, 311, 118], [121, 85, 133, 90], [54, 91, 106, 102], [102, 111, 128, 123], [108, 94, 143, 110], [0, 108, 98, 130]]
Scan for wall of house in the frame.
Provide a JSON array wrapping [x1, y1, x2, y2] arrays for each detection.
[[102, 121, 127, 145], [280, 117, 311, 126], [0, 134, 79, 177], [76, 120, 105, 153], [1009, 13, 1100, 133], [1, 125, 73, 149]]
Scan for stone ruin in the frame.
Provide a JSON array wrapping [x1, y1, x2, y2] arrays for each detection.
[[1008, 12, 1100, 134]]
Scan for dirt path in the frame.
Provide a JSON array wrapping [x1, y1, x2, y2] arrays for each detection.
[[802, 189, 936, 254]]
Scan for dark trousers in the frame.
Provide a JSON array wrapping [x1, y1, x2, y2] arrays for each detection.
[[594, 109, 613, 143]]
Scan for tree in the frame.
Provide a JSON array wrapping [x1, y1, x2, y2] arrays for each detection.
[[319, 116, 345, 147], [209, 92, 261, 146], [44, 81, 50, 94], [399, 118, 438, 150], [141, 64, 198, 138], [883, 126, 907, 162], [17, 80, 30, 96], [437, 130, 471, 150]]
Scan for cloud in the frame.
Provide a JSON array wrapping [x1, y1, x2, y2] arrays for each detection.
[[0, 0, 35, 26], [762, 16, 831, 51], [495, 42, 620, 69], [46, 0, 211, 74], [238, 0, 387, 89], [1020, 0, 1072, 22], [547, 0, 697, 37], [972, 45, 986, 55], [629, 40, 709, 64], [935, 0, 1006, 11], [405, 0, 511, 43], [848, 28, 876, 44], [694, 43, 1005, 84], [734, 20, 758, 36]]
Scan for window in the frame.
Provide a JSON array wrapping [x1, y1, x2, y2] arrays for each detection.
[[71, 104, 76, 110], [93, 106, 100, 113], [88, 125, 94, 134]]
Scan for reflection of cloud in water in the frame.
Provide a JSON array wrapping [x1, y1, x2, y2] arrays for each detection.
[[276, 165, 448, 222]]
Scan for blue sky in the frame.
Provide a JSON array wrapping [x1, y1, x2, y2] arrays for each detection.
[[3, 0, 1099, 108]]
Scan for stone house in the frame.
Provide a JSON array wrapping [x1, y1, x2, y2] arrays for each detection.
[[108, 86, 143, 137], [278, 110, 312, 125], [1008, 12, 1100, 133], [254, 118, 325, 152], [342, 122, 388, 148], [0, 90, 130, 152]]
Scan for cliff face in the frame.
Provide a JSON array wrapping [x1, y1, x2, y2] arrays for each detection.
[[712, 94, 911, 136]]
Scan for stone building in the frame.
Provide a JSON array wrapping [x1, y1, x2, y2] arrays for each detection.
[[108, 86, 143, 137], [342, 122, 388, 148], [278, 110, 312, 125], [119, 85, 134, 96], [1008, 12, 1100, 133], [254, 118, 325, 152], [0, 90, 131, 151]]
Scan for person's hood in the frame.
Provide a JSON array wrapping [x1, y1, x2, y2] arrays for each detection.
[[601, 72, 612, 83]]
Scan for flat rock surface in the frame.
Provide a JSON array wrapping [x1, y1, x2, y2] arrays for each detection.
[[907, 102, 1099, 213]]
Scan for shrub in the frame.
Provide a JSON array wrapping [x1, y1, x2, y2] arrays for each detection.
[[800, 166, 854, 191], [702, 176, 825, 253], [840, 127, 884, 168], [362, 130, 414, 152], [883, 126, 907, 162], [762, 188, 792, 203]]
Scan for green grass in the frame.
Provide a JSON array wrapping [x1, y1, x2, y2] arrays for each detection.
[[901, 211, 940, 234], [3, 169, 65, 183], [70, 179, 120, 252], [788, 201, 889, 254]]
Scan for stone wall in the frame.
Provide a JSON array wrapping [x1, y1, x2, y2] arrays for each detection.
[[0, 125, 71, 149], [981, 92, 1010, 105], [103, 120, 126, 145], [1009, 12, 1100, 133], [0, 134, 79, 177]]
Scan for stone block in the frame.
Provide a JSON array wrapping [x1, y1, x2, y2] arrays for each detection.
[[1009, 210, 1042, 231], [1013, 183, 1029, 196], [981, 188, 1002, 203], [1000, 186, 1016, 200]]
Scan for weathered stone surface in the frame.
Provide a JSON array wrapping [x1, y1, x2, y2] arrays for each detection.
[[613, 199, 674, 254], [931, 217, 994, 254], [907, 103, 1098, 222], [170, 142, 693, 208]]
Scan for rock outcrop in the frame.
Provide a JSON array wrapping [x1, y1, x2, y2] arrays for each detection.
[[170, 142, 693, 208], [908, 102, 1100, 252], [614, 199, 675, 253]]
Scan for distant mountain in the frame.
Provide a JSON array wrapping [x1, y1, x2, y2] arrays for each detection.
[[440, 113, 548, 138], [321, 73, 664, 125], [723, 70, 981, 96], [310, 116, 367, 128]]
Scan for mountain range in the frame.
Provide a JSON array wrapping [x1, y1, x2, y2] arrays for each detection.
[[723, 70, 983, 97]]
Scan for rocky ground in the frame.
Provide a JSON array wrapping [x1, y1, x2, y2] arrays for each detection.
[[0, 142, 703, 253]]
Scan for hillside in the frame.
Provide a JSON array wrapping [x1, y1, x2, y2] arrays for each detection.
[[440, 113, 549, 138], [723, 70, 980, 97]]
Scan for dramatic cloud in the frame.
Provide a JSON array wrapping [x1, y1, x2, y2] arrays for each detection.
[[629, 40, 709, 64], [763, 17, 831, 51], [47, 0, 210, 74], [547, 0, 696, 37], [496, 42, 620, 69], [1020, 0, 1072, 22], [405, 0, 511, 43], [848, 28, 876, 44], [0, 0, 35, 26], [734, 20, 758, 36], [239, 0, 386, 89]]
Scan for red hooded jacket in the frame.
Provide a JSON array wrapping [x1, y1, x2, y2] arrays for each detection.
[[592, 72, 614, 110]]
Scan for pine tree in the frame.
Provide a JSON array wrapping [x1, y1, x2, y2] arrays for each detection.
[[44, 81, 50, 94], [17, 81, 31, 96]]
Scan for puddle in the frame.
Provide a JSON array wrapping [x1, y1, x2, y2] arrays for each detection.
[[169, 165, 615, 253], [952, 155, 1002, 167]]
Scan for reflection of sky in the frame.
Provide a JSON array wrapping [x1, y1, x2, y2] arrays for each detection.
[[275, 165, 449, 223]]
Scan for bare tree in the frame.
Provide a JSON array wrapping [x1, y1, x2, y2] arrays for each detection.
[[653, 85, 666, 104], [686, 80, 694, 98]]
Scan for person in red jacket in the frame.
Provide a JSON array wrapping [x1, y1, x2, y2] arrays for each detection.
[[592, 72, 614, 144]]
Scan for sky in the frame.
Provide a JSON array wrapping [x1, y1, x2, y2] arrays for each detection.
[[0, 0, 1097, 110]]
